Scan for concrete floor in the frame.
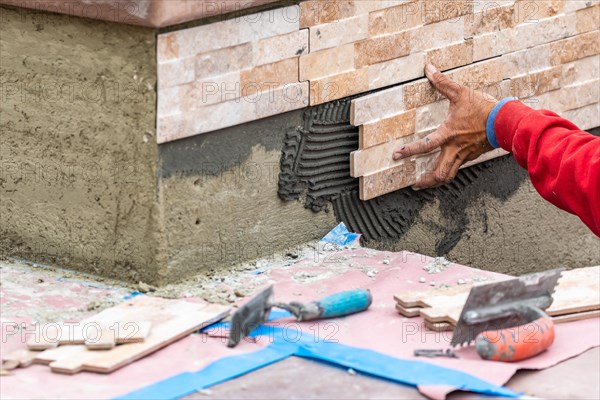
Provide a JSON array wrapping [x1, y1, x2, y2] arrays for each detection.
[[183, 350, 600, 400]]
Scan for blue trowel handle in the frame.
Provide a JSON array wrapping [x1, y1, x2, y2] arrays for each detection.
[[316, 289, 373, 319]]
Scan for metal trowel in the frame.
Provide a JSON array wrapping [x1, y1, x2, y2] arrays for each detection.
[[451, 268, 564, 362], [227, 285, 372, 347]]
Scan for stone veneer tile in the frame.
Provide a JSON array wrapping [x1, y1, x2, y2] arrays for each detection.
[[410, 18, 465, 52], [502, 42, 553, 79], [368, 1, 424, 37], [158, 82, 309, 143], [562, 102, 600, 130], [550, 31, 600, 65], [564, 0, 599, 13], [309, 14, 370, 51], [561, 56, 600, 86], [576, 4, 600, 34], [157, 5, 306, 143], [354, 31, 411, 68], [310, 68, 369, 105], [300, 0, 356, 28], [240, 58, 300, 93], [253, 30, 309, 66], [180, 71, 243, 109], [415, 99, 449, 133], [510, 66, 562, 99], [158, 57, 196, 89], [355, 0, 411, 15], [195, 43, 253, 80], [426, 39, 473, 71], [464, 4, 515, 38], [359, 109, 417, 149], [351, 85, 405, 126], [473, 13, 577, 61], [158, 5, 300, 62], [299, 43, 355, 81], [368, 52, 425, 90], [422, 0, 474, 24], [157, 0, 598, 147]]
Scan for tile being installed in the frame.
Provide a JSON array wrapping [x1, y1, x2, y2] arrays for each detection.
[[156, 5, 308, 143]]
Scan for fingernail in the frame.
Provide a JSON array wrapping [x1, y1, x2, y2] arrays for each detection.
[[413, 186, 422, 191], [426, 64, 438, 76]]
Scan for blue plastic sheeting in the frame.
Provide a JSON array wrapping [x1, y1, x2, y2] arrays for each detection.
[[115, 341, 297, 400], [115, 321, 521, 400], [319, 222, 361, 246]]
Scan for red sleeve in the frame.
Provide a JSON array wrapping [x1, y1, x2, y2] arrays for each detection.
[[494, 101, 600, 236]]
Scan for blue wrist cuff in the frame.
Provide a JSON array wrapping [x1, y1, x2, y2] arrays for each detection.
[[486, 97, 518, 149]]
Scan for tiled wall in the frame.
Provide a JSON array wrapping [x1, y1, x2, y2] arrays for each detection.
[[157, 5, 309, 143], [157, 0, 599, 150], [344, 0, 599, 200]]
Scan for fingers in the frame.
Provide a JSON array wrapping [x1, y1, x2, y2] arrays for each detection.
[[412, 148, 465, 190], [425, 64, 462, 103], [393, 127, 449, 160]]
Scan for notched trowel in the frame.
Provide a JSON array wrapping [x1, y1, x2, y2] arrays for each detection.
[[452, 268, 564, 362], [227, 285, 372, 347]]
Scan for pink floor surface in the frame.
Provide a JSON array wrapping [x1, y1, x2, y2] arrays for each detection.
[[2, 249, 599, 399]]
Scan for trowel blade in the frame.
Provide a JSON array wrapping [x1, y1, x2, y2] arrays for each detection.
[[227, 285, 274, 348], [451, 268, 564, 347]]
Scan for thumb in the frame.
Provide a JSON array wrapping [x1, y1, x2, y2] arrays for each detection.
[[425, 64, 462, 103]]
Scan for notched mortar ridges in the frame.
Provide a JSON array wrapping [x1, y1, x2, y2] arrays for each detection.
[[277, 95, 494, 241]]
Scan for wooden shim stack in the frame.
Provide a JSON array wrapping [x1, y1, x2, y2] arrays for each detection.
[[3, 296, 230, 374], [394, 266, 600, 331]]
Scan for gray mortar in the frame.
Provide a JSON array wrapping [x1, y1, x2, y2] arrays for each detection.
[[157, 110, 336, 281], [0, 6, 165, 283], [278, 99, 600, 275]]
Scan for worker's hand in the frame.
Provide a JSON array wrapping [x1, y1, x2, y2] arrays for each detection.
[[393, 64, 498, 190]]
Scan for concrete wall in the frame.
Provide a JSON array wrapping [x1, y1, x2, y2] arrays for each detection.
[[0, 6, 166, 283], [157, 110, 337, 279]]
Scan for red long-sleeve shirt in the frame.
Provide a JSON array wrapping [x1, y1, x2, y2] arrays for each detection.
[[494, 101, 600, 237]]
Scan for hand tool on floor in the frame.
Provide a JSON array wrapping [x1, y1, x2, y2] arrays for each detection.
[[227, 285, 372, 347], [414, 349, 458, 358], [451, 268, 564, 362]]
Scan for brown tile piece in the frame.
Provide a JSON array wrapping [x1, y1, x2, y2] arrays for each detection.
[[360, 109, 417, 149], [422, 0, 473, 25], [355, 31, 410, 68], [157, 32, 180, 61], [510, 66, 562, 99], [550, 31, 600, 65], [240, 58, 299, 93], [369, 1, 424, 37], [464, 4, 515, 38], [300, 0, 356, 28], [309, 68, 369, 105], [359, 159, 418, 200], [299, 44, 355, 81], [514, 0, 563, 25], [426, 39, 473, 71], [403, 58, 505, 109], [576, 5, 600, 34]]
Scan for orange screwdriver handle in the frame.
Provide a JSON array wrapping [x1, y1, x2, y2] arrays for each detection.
[[475, 316, 555, 362]]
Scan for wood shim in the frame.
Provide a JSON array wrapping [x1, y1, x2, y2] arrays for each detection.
[[30, 296, 230, 374], [395, 266, 600, 330], [27, 321, 152, 351]]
